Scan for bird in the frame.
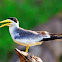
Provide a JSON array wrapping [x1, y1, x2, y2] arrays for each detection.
[[0, 17, 62, 52]]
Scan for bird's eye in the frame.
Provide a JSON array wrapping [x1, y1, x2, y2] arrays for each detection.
[[8, 22, 11, 23]]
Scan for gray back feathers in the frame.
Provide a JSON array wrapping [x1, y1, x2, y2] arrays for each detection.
[[14, 27, 42, 40]]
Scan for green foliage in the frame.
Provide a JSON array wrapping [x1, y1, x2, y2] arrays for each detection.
[[0, 0, 62, 62], [60, 56, 62, 62]]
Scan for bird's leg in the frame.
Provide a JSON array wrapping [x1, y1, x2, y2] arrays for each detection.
[[25, 45, 29, 52]]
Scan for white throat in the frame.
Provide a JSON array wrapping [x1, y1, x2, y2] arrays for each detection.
[[9, 25, 19, 35]]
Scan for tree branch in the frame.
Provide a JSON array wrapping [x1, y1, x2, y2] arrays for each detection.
[[15, 48, 43, 62]]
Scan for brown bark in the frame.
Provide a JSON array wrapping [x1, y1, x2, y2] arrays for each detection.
[[15, 48, 43, 62]]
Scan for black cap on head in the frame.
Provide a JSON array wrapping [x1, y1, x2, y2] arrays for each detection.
[[8, 17, 18, 23]]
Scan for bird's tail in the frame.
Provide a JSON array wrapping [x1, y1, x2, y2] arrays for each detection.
[[42, 33, 62, 41]]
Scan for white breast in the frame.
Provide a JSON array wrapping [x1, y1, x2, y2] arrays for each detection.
[[9, 26, 17, 39]]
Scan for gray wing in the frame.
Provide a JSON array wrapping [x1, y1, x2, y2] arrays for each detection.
[[14, 28, 42, 39]]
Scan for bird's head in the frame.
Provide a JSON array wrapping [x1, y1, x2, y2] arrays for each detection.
[[0, 17, 19, 28]]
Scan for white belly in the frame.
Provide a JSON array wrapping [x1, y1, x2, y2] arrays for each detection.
[[13, 37, 42, 44]]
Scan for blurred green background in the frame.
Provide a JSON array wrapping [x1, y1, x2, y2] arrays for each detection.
[[0, 0, 62, 62]]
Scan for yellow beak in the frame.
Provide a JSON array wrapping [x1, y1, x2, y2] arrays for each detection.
[[0, 19, 12, 28]]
